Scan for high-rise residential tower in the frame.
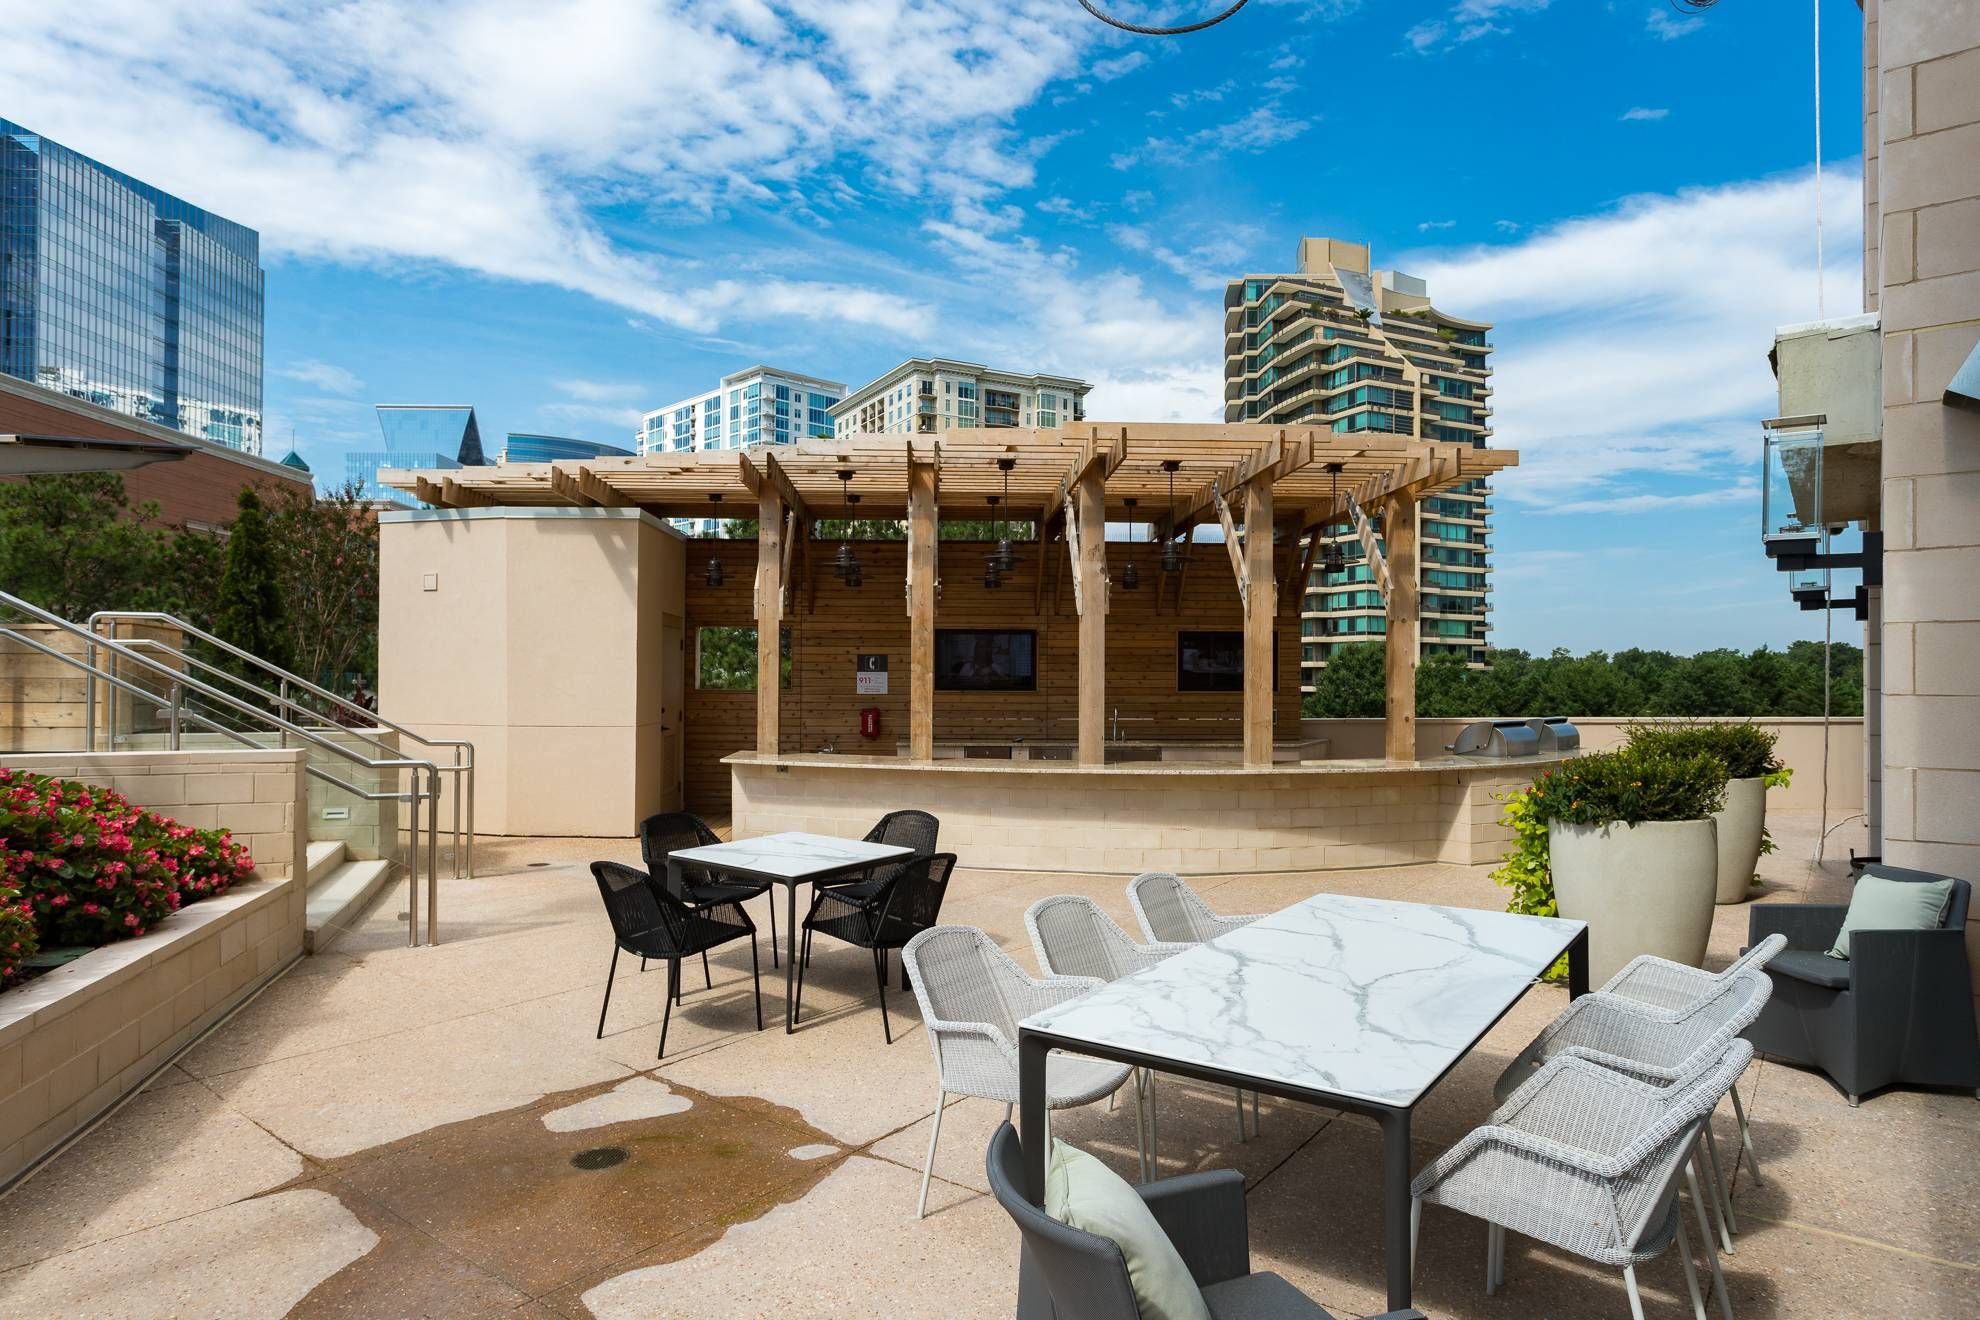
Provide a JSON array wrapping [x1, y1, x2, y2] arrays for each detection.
[[830, 358, 1089, 437], [0, 118, 265, 454], [1224, 237, 1494, 688], [636, 365, 844, 456]]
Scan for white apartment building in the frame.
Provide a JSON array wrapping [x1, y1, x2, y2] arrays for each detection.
[[635, 365, 845, 456], [829, 358, 1089, 438]]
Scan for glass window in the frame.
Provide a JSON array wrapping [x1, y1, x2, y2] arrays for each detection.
[[695, 626, 791, 690]]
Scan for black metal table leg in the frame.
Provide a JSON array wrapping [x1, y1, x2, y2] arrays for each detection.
[[1567, 924, 1590, 999], [1382, 1106, 1414, 1313], [1019, 1030, 1050, 1204], [783, 880, 800, 1032]]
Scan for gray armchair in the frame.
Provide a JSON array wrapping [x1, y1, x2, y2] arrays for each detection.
[[985, 1123, 1425, 1320], [1745, 864, 1980, 1105]]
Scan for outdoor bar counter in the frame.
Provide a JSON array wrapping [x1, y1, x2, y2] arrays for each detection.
[[727, 750, 1568, 875]]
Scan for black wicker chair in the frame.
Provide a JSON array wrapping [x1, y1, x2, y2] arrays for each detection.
[[591, 861, 761, 1059], [985, 1123, 1425, 1320], [794, 851, 955, 1043], [639, 811, 778, 979], [1745, 863, 1980, 1105]]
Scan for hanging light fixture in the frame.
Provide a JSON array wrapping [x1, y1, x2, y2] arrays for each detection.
[[1121, 497, 1141, 591], [1159, 460, 1183, 573], [833, 469, 862, 586], [704, 493, 724, 586], [982, 495, 1004, 589], [1321, 463, 1347, 577], [994, 458, 1019, 572]]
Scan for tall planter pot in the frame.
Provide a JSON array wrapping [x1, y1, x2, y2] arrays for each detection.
[[1549, 817, 1718, 988], [1713, 775, 1766, 904]]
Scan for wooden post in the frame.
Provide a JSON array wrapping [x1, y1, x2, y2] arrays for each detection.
[[756, 487, 784, 754], [907, 459, 938, 761], [1383, 494, 1419, 763], [1243, 481, 1276, 767], [1075, 465, 1108, 765]]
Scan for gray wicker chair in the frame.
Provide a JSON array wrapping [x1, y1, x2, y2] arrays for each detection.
[[986, 1123, 1427, 1320], [900, 926, 1145, 1219], [1126, 871, 1263, 945], [1745, 864, 1980, 1107], [1027, 894, 1254, 1164], [1414, 1042, 1753, 1320], [1494, 953, 1781, 1253]]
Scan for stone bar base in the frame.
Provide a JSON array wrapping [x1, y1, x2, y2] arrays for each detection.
[[728, 752, 1557, 874]]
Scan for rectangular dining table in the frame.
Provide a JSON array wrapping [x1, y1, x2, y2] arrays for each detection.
[[1016, 893, 1589, 1314], [666, 830, 914, 1032]]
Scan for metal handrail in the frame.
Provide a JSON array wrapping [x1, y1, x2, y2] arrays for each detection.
[[0, 591, 443, 945], [109, 636, 472, 885], [89, 608, 474, 879]]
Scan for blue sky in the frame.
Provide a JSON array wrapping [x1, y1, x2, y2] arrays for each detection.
[[4, 0, 1867, 654]]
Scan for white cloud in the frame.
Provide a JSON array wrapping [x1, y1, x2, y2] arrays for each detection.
[[1544, 480, 1760, 516], [1621, 106, 1671, 122], [1406, 0, 1552, 52], [1418, 219, 1457, 232], [1403, 166, 1862, 507], [1108, 224, 1257, 291], [1091, 50, 1148, 81], [1110, 106, 1311, 170], [1647, 8, 1706, 40], [279, 359, 364, 395], [1494, 219, 1521, 233], [0, 0, 1123, 341]]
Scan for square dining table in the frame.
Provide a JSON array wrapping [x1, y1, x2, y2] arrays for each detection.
[[1016, 893, 1589, 1314], [666, 830, 915, 1032]]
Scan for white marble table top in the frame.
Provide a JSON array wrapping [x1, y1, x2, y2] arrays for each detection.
[[668, 831, 913, 882], [1022, 894, 1584, 1109]]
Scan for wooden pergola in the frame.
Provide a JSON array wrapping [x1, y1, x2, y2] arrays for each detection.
[[387, 423, 1515, 767]]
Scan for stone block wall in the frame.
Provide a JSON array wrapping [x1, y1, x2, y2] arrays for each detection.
[[0, 748, 308, 1186]]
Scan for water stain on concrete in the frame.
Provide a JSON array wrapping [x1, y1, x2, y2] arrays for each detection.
[[263, 1071, 847, 1315]]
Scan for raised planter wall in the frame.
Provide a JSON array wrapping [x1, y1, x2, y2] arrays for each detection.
[[0, 748, 309, 1186]]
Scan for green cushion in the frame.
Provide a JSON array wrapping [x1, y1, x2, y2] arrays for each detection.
[[1827, 873, 1955, 959], [1045, 1139, 1212, 1320]]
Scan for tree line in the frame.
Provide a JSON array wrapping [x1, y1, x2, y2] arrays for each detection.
[[1302, 641, 1865, 719]]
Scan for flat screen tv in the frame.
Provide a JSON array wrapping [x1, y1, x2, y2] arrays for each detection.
[[1177, 631, 1277, 692], [935, 629, 1037, 691]]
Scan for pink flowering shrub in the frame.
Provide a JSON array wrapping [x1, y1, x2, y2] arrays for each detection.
[[0, 873, 32, 988], [0, 768, 254, 982]]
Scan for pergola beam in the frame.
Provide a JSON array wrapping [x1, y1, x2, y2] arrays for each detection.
[[1043, 428, 1128, 537], [906, 456, 939, 761], [739, 450, 810, 523], [1153, 430, 1314, 541], [576, 467, 633, 508]]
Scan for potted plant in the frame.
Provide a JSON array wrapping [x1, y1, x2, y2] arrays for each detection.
[[1528, 745, 1728, 986], [1627, 723, 1787, 904]]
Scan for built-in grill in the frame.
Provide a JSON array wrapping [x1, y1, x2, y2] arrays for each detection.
[[1447, 719, 1541, 759], [1524, 717, 1581, 753]]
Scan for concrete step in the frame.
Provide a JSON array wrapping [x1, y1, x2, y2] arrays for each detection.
[[304, 857, 393, 955], [305, 840, 348, 888]]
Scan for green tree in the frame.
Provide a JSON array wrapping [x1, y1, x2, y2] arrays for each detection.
[[1302, 640, 1385, 717], [267, 480, 379, 693], [213, 487, 292, 673], [1414, 651, 1478, 717], [0, 474, 172, 619]]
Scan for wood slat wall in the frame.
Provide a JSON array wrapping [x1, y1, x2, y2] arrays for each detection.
[[683, 537, 1302, 814]]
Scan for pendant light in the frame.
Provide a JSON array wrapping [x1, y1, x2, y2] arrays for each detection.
[[1121, 497, 1141, 591], [833, 469, 862, 586], [704, 493, 724, 586], [982, 496, 1004, 589], [1321, 462, 1347, 578], [1159, 460, 1183, 573], [994, 458, 1018, 572]]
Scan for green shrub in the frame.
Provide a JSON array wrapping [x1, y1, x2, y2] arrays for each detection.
[[1526, 745, 1728, 829], [1624, 721, 1784, 781]]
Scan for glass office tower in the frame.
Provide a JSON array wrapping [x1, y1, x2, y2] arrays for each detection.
[[500, 432, 633, 463], [0, 118, 265, 453], [349, 405, 488, 506]]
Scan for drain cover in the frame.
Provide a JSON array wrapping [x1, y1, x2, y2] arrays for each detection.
[[570, 1146, 628, 1171], [527, 862, 551, 869]]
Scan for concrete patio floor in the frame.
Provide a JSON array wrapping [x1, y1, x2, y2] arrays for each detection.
[[2, 808, 1975, 1319]]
